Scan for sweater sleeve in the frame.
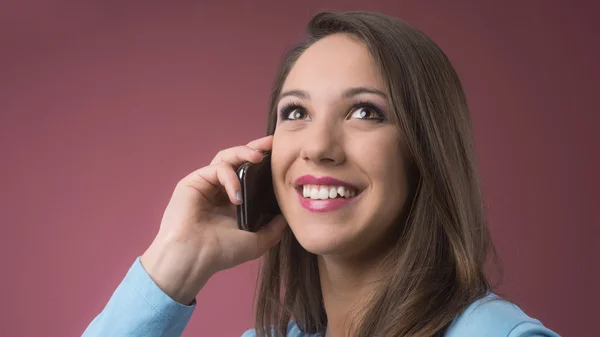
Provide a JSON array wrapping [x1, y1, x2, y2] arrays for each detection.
[[82, 257, 195, 337]]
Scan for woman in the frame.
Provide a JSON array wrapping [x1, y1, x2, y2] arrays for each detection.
[[83, 11, 559, 337]]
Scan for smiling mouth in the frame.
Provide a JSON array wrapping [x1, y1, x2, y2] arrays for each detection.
[[297, 184, 360, 199]]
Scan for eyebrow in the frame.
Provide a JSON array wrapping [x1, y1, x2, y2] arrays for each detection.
[[279, 87, 387, 101]]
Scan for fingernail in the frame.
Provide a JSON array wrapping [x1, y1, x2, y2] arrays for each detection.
[[236, 191, 242, 201]]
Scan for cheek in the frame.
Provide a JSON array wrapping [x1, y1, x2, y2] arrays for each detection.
[[270, 130, 297, 188], [353, 130, 405, 181], [357, 133, 409, 212], [270, 135, 284, 185], [380, 150, 411, 224]]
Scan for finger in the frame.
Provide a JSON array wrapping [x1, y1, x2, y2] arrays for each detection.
[[182, 162, 242, 205], [215, 163, 243, 205], [245, 135, 273, 152], [226, 214, 287, 263], [211, 136, 272, 165], [253, 214, 288, 254], [210, 145, 264, 166]]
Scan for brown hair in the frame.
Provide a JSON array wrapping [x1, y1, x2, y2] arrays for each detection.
[[256, 11, 496, 337]]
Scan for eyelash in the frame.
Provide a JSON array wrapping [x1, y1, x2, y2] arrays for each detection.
[[278, 101, 386, 122], [278, 102, 304, 120]]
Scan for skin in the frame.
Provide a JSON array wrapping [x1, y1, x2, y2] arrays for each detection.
[[140, 33, 410, 337], [272, 33, 409, 336]]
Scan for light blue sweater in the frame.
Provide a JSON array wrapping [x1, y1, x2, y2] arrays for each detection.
[[82, 258, 560, 337]]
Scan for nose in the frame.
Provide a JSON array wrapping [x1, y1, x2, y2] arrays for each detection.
[[299, 120, 345, 166]]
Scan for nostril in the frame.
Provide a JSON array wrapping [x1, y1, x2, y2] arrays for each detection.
[[300, 146, 345, 165]]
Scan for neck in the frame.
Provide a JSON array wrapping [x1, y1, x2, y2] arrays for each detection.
[[319, 253, 386, 337]]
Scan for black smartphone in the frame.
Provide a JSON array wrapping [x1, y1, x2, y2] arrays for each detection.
[[236, 151, 281, 232]]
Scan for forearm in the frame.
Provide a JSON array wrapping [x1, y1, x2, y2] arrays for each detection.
[[82, 257, 195, 337]]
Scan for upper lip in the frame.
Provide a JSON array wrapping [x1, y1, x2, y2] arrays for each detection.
[[294, 175, 360, 191]]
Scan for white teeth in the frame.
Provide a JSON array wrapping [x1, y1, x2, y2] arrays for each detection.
[[318, 186, 329, 199], [337, 186, 345, 197], [310, 186, 319, 199], [302, 184, 357, 199]]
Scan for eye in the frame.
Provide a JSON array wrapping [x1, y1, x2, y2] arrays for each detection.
[[280, 103, 312, 121], [288, 109, 310, 120], [349, 103, 385, 121]]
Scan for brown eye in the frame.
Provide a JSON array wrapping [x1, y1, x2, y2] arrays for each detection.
[[280, 104, 312, 121], [349, 103, 385, 122], [288, 110, 310, 120], [353, 107, 375, 119]]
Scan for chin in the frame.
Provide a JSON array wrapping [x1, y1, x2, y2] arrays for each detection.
[[289, 220, 360, 256]]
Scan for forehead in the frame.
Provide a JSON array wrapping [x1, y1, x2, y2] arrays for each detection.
[[282, 34, 385, 93]]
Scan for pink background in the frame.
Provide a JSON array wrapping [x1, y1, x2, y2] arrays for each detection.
[[1, 1, 597, 336]]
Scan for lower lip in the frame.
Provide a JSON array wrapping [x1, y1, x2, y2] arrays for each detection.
[[297, 191, 359, 212]]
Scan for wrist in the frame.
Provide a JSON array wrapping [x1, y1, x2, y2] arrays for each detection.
[[140, 239, 215, 305]]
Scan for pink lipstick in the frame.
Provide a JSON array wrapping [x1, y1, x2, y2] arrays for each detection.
[[294, 175, 360, 212]]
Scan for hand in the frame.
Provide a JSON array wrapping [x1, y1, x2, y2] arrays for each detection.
[[140, 135, 287, 304]]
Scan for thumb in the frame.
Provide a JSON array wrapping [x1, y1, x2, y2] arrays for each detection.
[[254, 214, 288, 253]]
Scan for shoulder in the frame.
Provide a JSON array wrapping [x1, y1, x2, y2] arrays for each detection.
[[240, 294, 559, 337], [241, 321, 320, 337], [445, 293, 560, 337]]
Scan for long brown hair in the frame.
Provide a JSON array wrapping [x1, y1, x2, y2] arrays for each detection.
[[256, 11, 496, 337]]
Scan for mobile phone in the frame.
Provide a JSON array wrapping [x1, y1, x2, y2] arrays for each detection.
[[236, 151, 281, 232]]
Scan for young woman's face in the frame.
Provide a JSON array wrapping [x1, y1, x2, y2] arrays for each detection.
[[272, 34, 410, 258]]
